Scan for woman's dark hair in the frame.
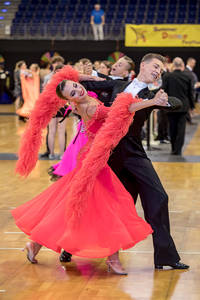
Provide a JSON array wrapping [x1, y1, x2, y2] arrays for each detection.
[[56, 80, 68, 100]]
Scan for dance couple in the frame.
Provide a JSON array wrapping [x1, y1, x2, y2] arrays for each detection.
[[12, 53, 189, 274]]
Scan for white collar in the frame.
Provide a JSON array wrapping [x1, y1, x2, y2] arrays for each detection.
[[109, 75, 124, 80], [132, 77, 148, 89], [186, 65, 192, 71]]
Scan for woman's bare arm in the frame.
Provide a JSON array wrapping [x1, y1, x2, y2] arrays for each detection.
[[129, 89, 169, 113]]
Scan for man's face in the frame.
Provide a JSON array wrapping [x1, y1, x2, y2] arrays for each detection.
[[140, 58, 164, 83], [110, 58, 129, 77], [95, 4, 100, 10], [83, 62, 93, 75], [189, 59, 196, 69]]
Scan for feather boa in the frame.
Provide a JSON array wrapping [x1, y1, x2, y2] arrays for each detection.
[[15, 65, 79, 177], [66, 92, 142, 226]]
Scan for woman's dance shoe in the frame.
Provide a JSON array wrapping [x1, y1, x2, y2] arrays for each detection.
[[106, 260, 128, 275], [23, 242, 40, 264]]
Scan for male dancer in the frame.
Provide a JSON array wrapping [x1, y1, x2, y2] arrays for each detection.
[[60, 53, 189, 270]]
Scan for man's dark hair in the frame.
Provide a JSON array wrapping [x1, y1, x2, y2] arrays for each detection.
[[141, 53, 166, 64], [51, 56, 65, 64], [54, 63, 65, 73]]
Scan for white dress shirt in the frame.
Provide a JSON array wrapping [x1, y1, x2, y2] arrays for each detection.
[[124, 78, 148, 97]]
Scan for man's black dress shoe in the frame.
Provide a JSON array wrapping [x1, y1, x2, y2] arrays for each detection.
[[155, 262, 189, 270], [59, 250, 72, 263], [40, 151, 50, 158]]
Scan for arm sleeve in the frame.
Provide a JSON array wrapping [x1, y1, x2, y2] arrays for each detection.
[[81, 80, 117, 92], [188, 79, 195, 109]]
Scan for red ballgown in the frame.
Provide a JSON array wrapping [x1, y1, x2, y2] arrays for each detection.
[[12, 97, 153, 258]]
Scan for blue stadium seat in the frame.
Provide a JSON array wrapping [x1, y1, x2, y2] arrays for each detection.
[[48, 25, 58, 36], [166, 17, 175, 23], [71, 25, 80, 37], [136, 17, 144, 24], [84, 16, 90, 22], [15, 11, 23, 19], [138, 4, 146, 10], [119, 4, 126, 10], [156, 18, 165, 23], [158, 3, 167, 10], [148, 5, 156, 11], [112, 25, 121, 36], [177, 18, 185, 23], [178, 11, 186, 17], [12, 18, 20, 24], [168, 4, 176, 9], [188, 11, 196, 17], [147, 11, 155, 17], [116, 11, 125, 18], [168, 11, 176, 17], [35, 11, 44, 18], [146, 19, 154, 24], [40, 0, 49, 4], [18, 4, 26, 11], [125, 17, 134, 23], [23, 17, 31, 23]]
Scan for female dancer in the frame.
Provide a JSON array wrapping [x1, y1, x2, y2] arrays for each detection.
[[49, 91, 98, 181], [16, 63, 40, 119], [12, 66, 168, 275]]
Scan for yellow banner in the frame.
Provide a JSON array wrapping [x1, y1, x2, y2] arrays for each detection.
[[125, 24, 200, 47]]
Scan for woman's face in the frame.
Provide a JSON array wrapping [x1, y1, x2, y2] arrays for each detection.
[[98, 62, 110, 75], [62, 80, 87, 102], [30, 64, 38, 72], [21, 63, 27, 70]]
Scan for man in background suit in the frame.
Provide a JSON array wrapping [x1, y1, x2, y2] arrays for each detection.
[[184, 57, 200, 124], [185, 57, 199, 94], [60, 53, 189, 270], [162, 57, 195, 155]]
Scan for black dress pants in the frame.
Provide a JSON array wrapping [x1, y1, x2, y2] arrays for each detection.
[[168, 112, 187, 155], [108, 155, 180, 265], [156, 110, 169, 141]]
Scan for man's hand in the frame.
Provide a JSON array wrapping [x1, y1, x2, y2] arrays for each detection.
[[152, 89, 169, 106]]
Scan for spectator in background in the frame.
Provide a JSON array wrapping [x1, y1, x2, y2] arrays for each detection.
[[185, 58, 199, 91], [90, 4, 105, 41], [185, 57, 200, 103], [162, 57, 195, 155], [93, 60, 101, 71], [154, 59, 171, 144], [97, 60, 112, 76], [0, 63, 13, 104], [79, 58, 93, 75], [40, 56, 66, 159], [39, 61, 51, 85], [16, 63, 40, 119], [13, 60, 27, 118]]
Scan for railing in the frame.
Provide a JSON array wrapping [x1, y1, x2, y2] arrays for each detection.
[[0, 23, 125, 40]]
